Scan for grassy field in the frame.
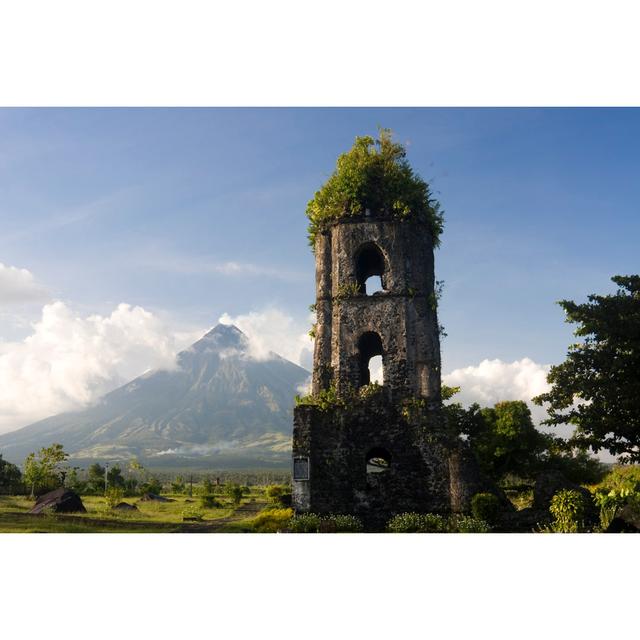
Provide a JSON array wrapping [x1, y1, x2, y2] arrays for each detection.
[[0, 490, 271, 533]]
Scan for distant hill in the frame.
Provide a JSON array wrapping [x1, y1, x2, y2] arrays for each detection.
[[0, 324, 309, 468]]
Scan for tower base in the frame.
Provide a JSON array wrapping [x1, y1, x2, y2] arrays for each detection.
[[292, 396, 453, 529]]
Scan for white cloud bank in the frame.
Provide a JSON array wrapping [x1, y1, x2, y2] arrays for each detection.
[[0, 262, 48, 304], [0, 302, 186, 434], [443, 357, 552, 424]]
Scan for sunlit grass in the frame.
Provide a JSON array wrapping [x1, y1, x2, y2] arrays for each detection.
[[0, 492, 268, 533]]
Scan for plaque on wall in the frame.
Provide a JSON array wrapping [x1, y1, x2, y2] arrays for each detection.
[[293, 457, 310, 481]]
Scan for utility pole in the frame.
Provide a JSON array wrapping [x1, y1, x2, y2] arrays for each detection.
[[104, 462, 109, 494], [189, 474, 193, 497]]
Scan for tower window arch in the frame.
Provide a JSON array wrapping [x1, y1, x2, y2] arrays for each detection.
[[358, 331, 384, 387], [355, 242, 386, 295]]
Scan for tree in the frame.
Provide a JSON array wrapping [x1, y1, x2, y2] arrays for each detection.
[[23, 443, 69, 498], [533, 275, 640, 463], [107, 465, 125, 489], [170, 476, 186, 494], [87, 463, 106, 494], [225, 483, 246, 505], [469, 401, 548, 480], [0, 453, 22, 494]]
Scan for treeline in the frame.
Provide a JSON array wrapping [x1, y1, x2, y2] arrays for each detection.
[[0, 445, 291, 498]]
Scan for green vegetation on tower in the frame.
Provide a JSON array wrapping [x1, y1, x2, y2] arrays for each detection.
[[306, 128, 444, 248]]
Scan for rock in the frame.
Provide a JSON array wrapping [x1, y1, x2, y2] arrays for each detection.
[[113, 502, 138, 511], [605, 505, 640, 533], [29, 487, 86, 514], [138, 492, 175, 502]]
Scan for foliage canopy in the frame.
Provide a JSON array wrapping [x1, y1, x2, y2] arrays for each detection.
[[23, 443, 68, 497], [306, 128, 444, 248], [533, 275, 640, 463]]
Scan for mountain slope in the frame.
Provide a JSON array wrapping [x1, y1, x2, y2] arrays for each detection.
[[0, 324, 309, 466]]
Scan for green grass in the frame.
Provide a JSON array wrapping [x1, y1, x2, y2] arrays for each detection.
[[0, 493, 267, 533]]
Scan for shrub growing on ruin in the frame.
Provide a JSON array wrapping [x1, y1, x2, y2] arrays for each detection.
[[306, 128, 444, 249]]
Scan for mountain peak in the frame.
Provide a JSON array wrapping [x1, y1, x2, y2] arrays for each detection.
[[203, 323, 245, 340], [189, 323, 248, 354]]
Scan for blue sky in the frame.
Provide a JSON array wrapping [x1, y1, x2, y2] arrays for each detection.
[[1, 108, 639, 432]]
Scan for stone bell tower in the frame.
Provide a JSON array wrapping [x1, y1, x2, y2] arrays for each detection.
[[292, 209, 452, 527]]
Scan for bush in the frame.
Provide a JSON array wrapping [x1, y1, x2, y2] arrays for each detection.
[[470, 493, 501, 525], [549, 489, 589, 533], [593, 487, 640, 530], [265, 484, 292, 507], [287, 512, 364, 533], [289, 513, 322, 533], [387, 512, 491, 533], [265, 485, 285, 502], [200, 494, 222, 509], [323, 514, 363, 533], [387, 513, 448, 533], [252, 508, 294, 533], [105, 487, 124, 509], [449, 515, 491, 533], [140, 478, 163, 495]]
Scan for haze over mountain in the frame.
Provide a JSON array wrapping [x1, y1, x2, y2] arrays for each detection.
[[0, 324, 309, 468]]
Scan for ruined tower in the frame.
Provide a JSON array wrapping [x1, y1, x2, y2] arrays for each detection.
[[292, 133, 453, 526]]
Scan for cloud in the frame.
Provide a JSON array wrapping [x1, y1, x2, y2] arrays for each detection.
[[219, 308, 313, 369], [0, 262, 49, 305], [0, 301, 190, 434], [443, 357, 552, 424]]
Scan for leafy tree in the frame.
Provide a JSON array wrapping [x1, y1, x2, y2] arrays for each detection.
[[140, 477, 163, 495], [305, 128, 444, 248], [87, 463, 106, 494], [445, 386, 604, 486], [23, 443, 69, 498], [533, 275, 640, 463], [107, 465, 125, 489], [0, 453, 22, 494], [472, 401, 548, 480]]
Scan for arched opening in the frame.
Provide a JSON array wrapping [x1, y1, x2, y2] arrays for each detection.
[[355, 243, 386, 295], [366, 447, 391, 474], [358, 331, 383, 387]]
